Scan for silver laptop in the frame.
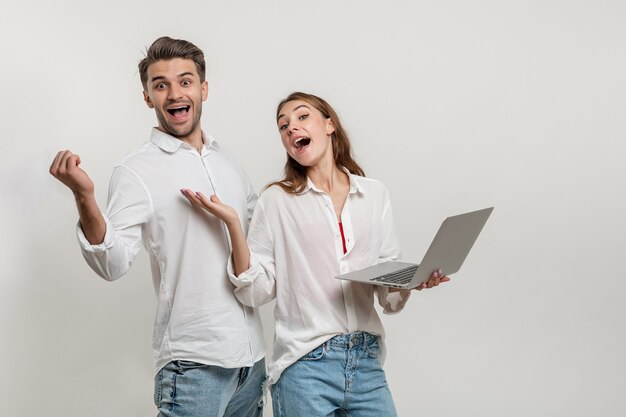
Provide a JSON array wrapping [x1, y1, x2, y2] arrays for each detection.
[[336, 207, 493, 289]]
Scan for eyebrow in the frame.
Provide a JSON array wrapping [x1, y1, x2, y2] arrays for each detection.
[[150, 72, 195, 84], [150, 75, 166, 83], [277, 104, 310, 121]]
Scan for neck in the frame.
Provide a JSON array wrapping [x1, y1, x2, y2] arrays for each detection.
[[308, 160, 346, 194], [159, 126, 204, 153], [182, 130, 204, 153]]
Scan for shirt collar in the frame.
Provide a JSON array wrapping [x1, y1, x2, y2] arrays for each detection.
[[305, 166, 364, 195], [149, 128, 220, 153]]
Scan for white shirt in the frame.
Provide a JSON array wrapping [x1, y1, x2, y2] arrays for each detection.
[[228, 172, 411, 386], [78, 128, 265, 373]]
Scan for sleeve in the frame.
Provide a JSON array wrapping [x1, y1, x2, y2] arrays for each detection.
[[77, 165, 152, 281], [227, 201, 277, 307], [375, 185, 412, 313], [241, 167, 258, 235]]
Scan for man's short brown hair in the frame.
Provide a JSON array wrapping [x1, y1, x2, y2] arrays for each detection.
[[138, 36, 206, 90]]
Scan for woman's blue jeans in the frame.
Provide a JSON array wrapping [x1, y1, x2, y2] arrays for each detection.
[[271, 332, 398, 417]]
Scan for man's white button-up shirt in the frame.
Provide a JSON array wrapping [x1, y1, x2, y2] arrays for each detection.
[[78, 128, 265, 373]]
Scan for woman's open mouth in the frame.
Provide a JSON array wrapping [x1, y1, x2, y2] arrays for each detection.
[[294, 137, 311, 149]]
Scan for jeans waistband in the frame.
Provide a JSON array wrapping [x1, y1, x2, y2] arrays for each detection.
[[327, 332, 378, 348]]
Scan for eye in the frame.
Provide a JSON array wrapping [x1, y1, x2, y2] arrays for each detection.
[[298, 114, 309, 121], [155, 82, 166, 89], [279, 123, 288, 131], [181, 79, 191, 86]]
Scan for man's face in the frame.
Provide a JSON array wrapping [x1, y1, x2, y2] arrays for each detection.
[[143, 58, 208, 142]]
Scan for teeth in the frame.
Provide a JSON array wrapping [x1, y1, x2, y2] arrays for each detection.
[[167, 106, 190, 115], [294, 137, 311, 149]]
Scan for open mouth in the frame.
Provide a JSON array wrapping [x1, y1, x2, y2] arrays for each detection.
[[294, 137, 311, 149], [167, 106, 190, 119]]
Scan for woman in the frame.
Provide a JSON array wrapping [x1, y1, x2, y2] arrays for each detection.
[[181, 92, 448, 417]]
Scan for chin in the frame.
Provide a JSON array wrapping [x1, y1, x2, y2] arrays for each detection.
[[169, 122, 197, 138]]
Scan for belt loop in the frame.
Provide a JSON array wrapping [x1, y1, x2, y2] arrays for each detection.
[[349, 332, 358, 348]]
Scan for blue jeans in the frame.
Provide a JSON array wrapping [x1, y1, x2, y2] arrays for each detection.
[[154, 358, 265, 417], [271, 332, 398, 417]]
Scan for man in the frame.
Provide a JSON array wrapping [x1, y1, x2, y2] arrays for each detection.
[[49, 36, 266, 417]]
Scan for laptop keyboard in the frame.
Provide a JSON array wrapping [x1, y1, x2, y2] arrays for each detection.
[[370, 264, 419, 285]]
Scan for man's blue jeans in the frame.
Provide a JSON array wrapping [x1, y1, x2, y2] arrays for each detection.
[[271, 332, 398, 417], [154, 358, 265, 417]]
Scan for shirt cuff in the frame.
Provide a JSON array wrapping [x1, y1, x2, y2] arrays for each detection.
[[76, 216, 113, 252], [379, 287, 412, 314], [227, 249, 257, 287]]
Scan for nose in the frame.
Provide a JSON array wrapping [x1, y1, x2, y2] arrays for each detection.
[[167, 84, 183, 101], [288, 123, 299, 136]]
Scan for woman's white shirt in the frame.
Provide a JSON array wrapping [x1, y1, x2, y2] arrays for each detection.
[[228, 172, 411, 386]]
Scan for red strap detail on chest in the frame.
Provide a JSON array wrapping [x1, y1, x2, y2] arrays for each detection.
[[338, 222, 347, 254]]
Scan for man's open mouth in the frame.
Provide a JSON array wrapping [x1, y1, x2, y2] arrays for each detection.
[[294, 137, 311, 149], [167, 106, 190, 118]]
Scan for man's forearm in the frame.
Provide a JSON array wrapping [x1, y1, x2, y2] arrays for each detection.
[[74, 192, 106, 244]]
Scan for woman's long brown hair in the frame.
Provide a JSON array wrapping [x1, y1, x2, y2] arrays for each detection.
[[268, 92, 365, 194]]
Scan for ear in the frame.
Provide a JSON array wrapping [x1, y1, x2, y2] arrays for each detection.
[[143, 91, 154, 109], [325, 118, 336, 135], [201, 80, 209, 101]]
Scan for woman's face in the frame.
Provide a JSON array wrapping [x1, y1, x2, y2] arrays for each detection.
[[277, 100, 335, 168]]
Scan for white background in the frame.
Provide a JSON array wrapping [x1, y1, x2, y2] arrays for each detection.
[[1, 1, 625, 416]]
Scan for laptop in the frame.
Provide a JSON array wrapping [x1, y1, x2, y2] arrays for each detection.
[[335, 207, 493, 289]]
